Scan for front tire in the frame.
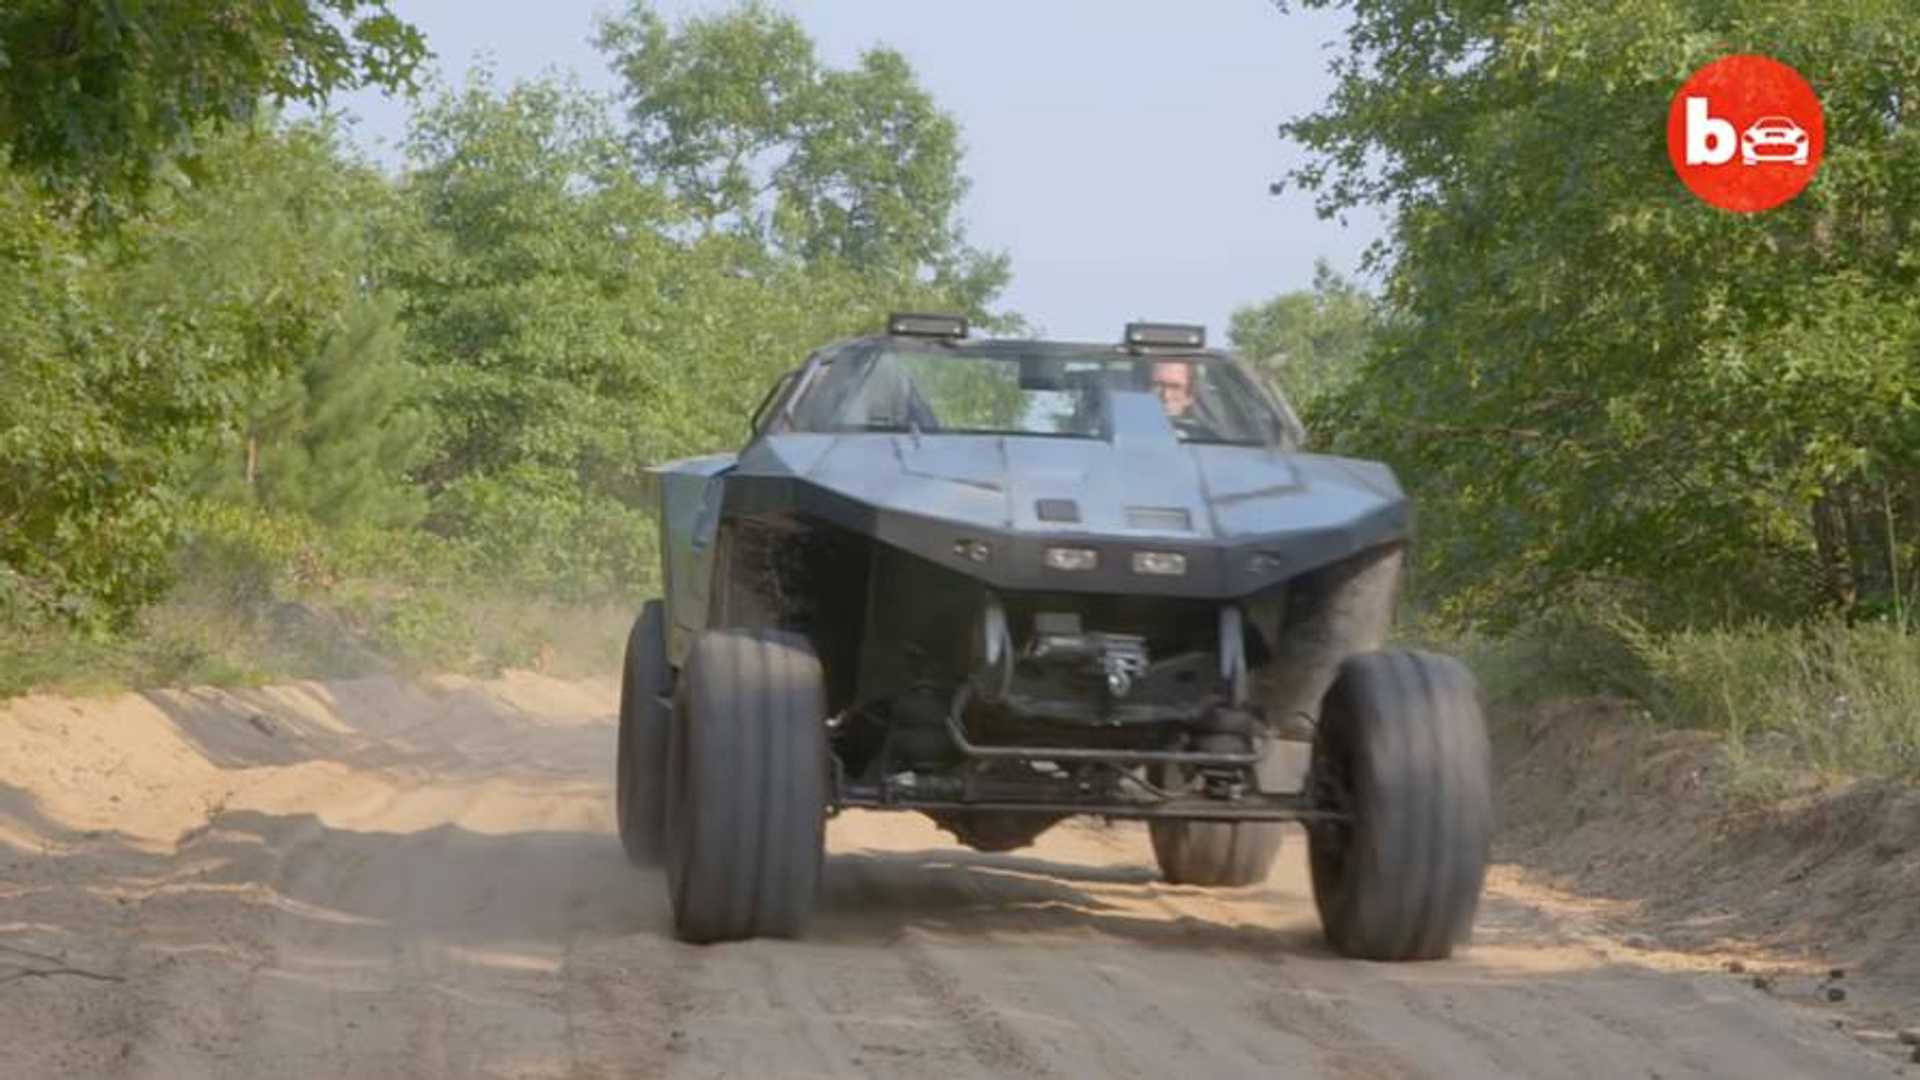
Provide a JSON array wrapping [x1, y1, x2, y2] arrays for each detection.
[[616, 601, 671, 865], [1308, 649, 1492, 961], [665, 629, 830, 943]]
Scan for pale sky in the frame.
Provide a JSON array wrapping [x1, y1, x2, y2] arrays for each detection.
[[324, 1, 1384, 343]]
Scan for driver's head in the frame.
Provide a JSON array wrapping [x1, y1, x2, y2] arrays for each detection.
[[1151, 360, 1195, 417]]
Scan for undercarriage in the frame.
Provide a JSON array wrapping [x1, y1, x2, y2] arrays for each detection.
[[703, 516, 1402, 844], [629, 492, 1486, 958]]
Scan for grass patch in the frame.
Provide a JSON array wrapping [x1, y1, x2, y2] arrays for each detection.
[[0, 505, 642, 700], [1411, 610, 1920, 783], [1622, 620, 1920, 782], [1396, 607, 1647, 718]]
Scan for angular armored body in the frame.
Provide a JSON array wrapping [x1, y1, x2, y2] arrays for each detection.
[[618, 315, 1492, 958]]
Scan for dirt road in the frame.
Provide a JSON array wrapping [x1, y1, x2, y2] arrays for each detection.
[[0, 674, 1899, 1078]]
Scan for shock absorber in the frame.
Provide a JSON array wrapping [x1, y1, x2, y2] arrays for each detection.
[[1219, 603, 1248, 706], [972, 592, 1014, 702]]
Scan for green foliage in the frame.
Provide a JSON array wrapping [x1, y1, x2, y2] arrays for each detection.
[[173, 503, 313, 611], [1624, 619, 1920, 781], [0, 0, 426, 201], [1398, 595, 1651, 714], [388, 73, 677, 482], [383, 67, 1002, 595], [1, 3, 1010, 680], [138, 121, 431, 528], [188, 293, 429, 531], [363, 589, 473, 673], [1281, 0, 1920, 627], [1228, 259, 1378, 430], [0, 609, 261, 699], [1, 117, 434, 628], [0, 498, 634, 698], [595, 1, 1009, 305], [0, 166, 185, 624], [239, 296, 428, 529], [428, 465, 657, 600], [381, 73, 720, 593], [1410, 607, 1920, 782]]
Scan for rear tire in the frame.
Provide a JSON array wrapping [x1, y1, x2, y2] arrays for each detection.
[[1149, 817, 1283, 887], [1308, 649, 1492, 961], [665, 629, 830, 943], [616, 601, 670, 865], [1148, 738, 1286, 886]]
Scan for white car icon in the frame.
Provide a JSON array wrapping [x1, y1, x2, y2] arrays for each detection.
[[1741, 116, 1809, 165]]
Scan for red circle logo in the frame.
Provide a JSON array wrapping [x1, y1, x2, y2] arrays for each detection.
[[1667, 54, 1824, 212]]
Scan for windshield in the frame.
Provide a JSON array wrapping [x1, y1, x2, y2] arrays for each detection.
[[788, 343, 1287, 445]]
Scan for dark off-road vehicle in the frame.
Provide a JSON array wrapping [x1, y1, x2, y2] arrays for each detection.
[[617, 314, 1492, 958]]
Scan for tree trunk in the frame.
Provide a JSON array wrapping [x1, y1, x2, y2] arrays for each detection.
[[1811, 488, 1857, 615]]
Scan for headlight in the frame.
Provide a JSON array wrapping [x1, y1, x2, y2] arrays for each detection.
[[952, 539, 992, 563], [1043, 546, 1099, 572], [1131, 551, 1187, 576], [1247, 552, 1284, 575]]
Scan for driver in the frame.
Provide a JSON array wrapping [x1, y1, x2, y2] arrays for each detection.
[[1150, 359, 1214, 437]]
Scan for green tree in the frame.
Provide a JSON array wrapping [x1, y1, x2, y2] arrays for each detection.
[[380, 73, 679, 594], [594, 1, 1008, 310], [383, 65, 1003, 596], [194, 296, 428, 529], [118, 119, 427, 527], [1228, 259, 1377, 426], [0, 0, 425, 201], [2, 116, 430, 626], [0, 166, 178, 624], [1278, 0, 1920, 626]]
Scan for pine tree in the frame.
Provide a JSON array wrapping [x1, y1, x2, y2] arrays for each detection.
[[199, 296, 428, 529]]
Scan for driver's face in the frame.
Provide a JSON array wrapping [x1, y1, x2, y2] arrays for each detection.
[[1151, 361, 1194, 417]]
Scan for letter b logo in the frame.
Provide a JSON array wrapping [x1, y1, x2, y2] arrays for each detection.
[[1684, 97, 1736, 165], [1668, 54, 1823, 212]]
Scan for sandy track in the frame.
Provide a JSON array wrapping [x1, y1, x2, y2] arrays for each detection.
[[0, 674, 1899, 1078]]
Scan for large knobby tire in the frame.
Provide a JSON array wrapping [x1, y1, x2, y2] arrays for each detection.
[[1308, 649, 1492, 961], [616, 601, 671, 865], [665, 629, 830, 944]]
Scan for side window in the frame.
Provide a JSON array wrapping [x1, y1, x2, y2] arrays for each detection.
[[749, 369, 801, 435]]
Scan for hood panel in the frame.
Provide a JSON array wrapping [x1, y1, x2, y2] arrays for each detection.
[[806, 434, 1009, 526], [727, 432, 1408, 596], [996, 439, 1214, 538], [745, 433, 1403, 546]]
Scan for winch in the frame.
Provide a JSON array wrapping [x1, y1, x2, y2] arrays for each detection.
[[1026, 612, 1150, 697]]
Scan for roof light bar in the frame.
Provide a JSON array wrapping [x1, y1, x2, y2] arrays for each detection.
[[888, 312, 969, 339], [1124, 322, 1206, 349]]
